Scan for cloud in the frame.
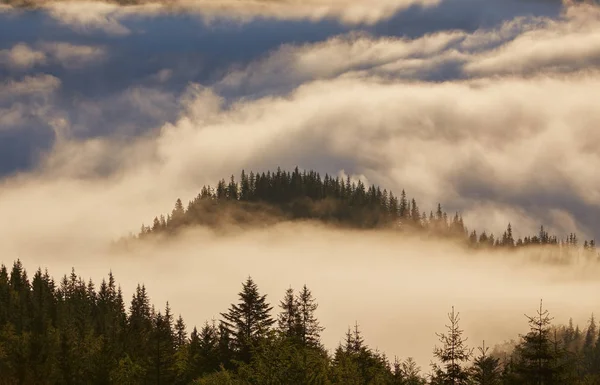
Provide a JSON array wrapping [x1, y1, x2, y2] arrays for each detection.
[[0, 74, 62, 149], [170, 0, 440, 25], [40, 42, 107, 68], [3, 5, 600, 240], [0, 4, 15, 13], [218, 5, 600, 96], [23, 0, 441, 32], [6, 69, 596, 244], [45, 1, 132, 35], [0, 42, 107, 70], [217, 30, 467, 94], [0, 43, 47, 70], [0, 74, 61, 98], [0, 104, 27, 129], [465, 3, 600, 75], [0, 0, 568, 42]]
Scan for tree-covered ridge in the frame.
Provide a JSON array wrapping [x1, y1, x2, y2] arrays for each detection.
[[136, 167, 596, 255], [2, 260, 600, 384]]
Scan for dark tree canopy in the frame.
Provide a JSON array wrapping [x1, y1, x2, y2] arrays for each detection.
[[0, 262, 598, 384], [132, 168, 597, 263]]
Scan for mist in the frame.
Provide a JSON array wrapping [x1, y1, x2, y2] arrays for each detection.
[[3, 220, 599, 371]]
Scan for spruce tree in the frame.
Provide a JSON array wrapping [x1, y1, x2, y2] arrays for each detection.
[[277, 287, 301, 340], [433, 306, 472, 385], [583, 314, 597, 372], [150, 307, 177, 385], [127, 284, 153, 373], [399, 190, 408, 218], [471, 341, 501, 385], [220, 277, 275, 363], [296, 285, 324, 348], [195, 321, 220, 374], [514, 300, 562, 385], [399, 357, 426, 385]]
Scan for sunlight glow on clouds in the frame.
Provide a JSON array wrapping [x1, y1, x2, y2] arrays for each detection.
[[1, 4, 600, 240], [38, 0, 440, 34]]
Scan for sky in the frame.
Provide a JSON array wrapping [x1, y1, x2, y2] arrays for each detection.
[[2, 0, 600, 371]]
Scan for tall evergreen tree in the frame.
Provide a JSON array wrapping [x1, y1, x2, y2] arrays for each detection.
[[220, 277, 275, 363], [277, 287, 301, 340], [582, 314, 597, 374], [296, 285, 324, 348], [433, 306, 472, 385], [150, 307, 177, 385], [514, 300, 562, 385]]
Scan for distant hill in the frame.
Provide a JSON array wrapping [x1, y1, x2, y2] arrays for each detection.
[[127, 167, 596, 258]]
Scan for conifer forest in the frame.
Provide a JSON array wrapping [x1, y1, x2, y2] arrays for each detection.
[[3, 0, 600, 383], [2, 168, 600, 384]]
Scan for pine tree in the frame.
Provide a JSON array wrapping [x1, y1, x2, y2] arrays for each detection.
[[583, 314, 597, 374], [433, 306, 472, 385], [150, 304, 176, 385], [175, 315, 187, 350], [504, 224, 514, 247], [194, 321, 220, 374], [220, 277, 275, 363], [277, 287, 300, 340], [410, 199, 420, 225], [127, 284, 153, 372], [514, 300, 562, 385], [171, 199, 185, 228], [399, 190, 408, 218], [471, 341, 501, 385], [400, 357, 426, 385], [296, 285, 324, 348]]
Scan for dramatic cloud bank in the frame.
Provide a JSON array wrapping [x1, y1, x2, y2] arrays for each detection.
[[1, 2, 599, 240]]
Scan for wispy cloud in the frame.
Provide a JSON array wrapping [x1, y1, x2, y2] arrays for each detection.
[[0, 43, 47, 70], [0, 42, 107, 70], [0, 74, 61, 97], [218, 5, 600, 96], [27, 0, 441, 33], [466, 4, 600, 75], [40, 41, 107, 68], [45, 1, 132, 35]]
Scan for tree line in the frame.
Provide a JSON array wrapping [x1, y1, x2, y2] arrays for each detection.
[[1, 260, 600, 384], [134, 168, 596, 257]]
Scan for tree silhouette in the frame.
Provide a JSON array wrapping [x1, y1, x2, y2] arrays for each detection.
[[433, 306, 472, 385], [220, 277, 275, 363]]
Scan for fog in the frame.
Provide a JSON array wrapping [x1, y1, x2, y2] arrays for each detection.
[[3, 221, 600, 370]]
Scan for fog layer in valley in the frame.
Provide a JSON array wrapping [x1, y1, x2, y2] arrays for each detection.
[[3, 223, 600, 369]]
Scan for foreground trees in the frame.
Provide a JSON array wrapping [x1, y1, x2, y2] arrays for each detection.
[[470, 342, 502, 385], [431, 307, 472, 385], [1, 260, 599, 384], [221, 277, 275, 364]]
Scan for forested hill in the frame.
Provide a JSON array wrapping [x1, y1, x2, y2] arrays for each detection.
[[134, 167, 596, 254]]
